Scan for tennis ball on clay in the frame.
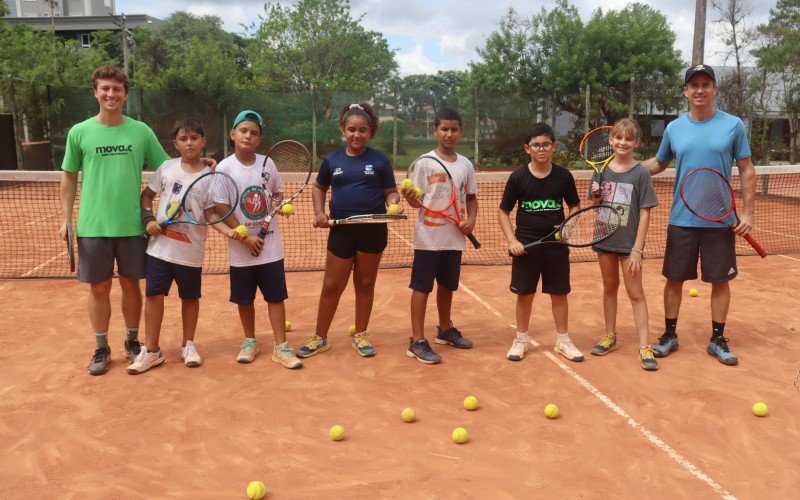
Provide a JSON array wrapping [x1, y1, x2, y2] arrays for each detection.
[[752, 402, 768, 417], [463, 395, 479, 411], [281, 203, 295, 216], [689, 288, 699, 297], [235, 225, 249, 239], [246, 480, 266, 500], [285, 320, 292, 332], [413, 186, 424, 198], [451, 427, 469, 444], [348, 325, 357, 335], [400, 178, 414, 191], [330, 424, 346, 441], [544, 403, 559, 419], [401, 407, 416, 423], [387, 203, 401, 215]]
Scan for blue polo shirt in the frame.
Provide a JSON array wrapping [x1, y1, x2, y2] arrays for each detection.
[[317, 147, 396, 219]]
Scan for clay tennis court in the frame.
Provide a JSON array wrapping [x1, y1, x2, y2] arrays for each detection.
[[1, 169, 799, 498]]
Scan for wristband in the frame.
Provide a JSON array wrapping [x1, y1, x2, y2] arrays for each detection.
[[631, 249, 644, 256], [142, 215, 156, 225]]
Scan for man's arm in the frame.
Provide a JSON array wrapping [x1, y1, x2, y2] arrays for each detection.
[[59, 170, 79, 240], [734, 156, 756, 235], [641, 156, 671, 176]]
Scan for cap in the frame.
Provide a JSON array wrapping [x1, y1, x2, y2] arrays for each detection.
[[232, 110, 264, 131], [684, 64, 716, 84]]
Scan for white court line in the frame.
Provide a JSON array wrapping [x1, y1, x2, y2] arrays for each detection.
[[21, 252, 65, 278], [457, 281, 736, 500], [776, 254, 800, 263]]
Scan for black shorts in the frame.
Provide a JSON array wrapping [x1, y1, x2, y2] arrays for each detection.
[[327, 223, 388, 259], [662, 225, 737, 283], [510, 245, 570, 296], [145, 255, 202, 299], [77, 236, 147, 283], [229, 260, 289, 305], [409, 250, 462, 293]]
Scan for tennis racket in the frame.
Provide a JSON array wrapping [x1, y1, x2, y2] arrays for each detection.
[[509, 205, 621, 255], [407, 155, 480, 249], [580, 126, 615, 199], [65, 220, 75, 272], [329, 214, 408, 225], [257, 140, 313, 239], [679, 167, 767, 258], [161, 171, 239, 228]]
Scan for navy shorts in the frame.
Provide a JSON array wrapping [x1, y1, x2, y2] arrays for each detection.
[[327, 223, 388, 259], [77, 236, 147, 283], [409, 250, 462, 293], [510, 245, 570, 296], [145, 255, 202, 299], [662, 225, 737, 283], [229, 259, 289, 305]]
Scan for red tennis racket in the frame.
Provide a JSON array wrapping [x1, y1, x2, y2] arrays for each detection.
[[407, 155, 480, 249], [679, 167, 767, 258], [579, 126, 614, 199]]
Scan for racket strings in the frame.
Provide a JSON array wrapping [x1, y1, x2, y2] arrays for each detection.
[[194, 174, 238, 224], [681, 171, 734, 221], [561, 207, 620, 245], [584, 131, 613, 162], [266, 142, 313, 207]]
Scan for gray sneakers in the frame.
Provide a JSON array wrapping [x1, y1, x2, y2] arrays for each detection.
[[87, 346, 111, 375], [407, 338, 442, 364]]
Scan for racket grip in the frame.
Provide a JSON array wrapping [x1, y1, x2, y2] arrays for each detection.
[[257, 216, 273, 239], [743, 232, 767, 258], [467, 233, 481, 249]]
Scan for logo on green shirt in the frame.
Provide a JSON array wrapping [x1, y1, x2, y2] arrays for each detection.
[[94, 144, 134, 156]]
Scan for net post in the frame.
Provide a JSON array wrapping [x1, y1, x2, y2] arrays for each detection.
[[473, 87, 479, 165], [8, 76, 25, 170], [311, 83, 317, 168]]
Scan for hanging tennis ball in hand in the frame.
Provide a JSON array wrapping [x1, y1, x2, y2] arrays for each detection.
[[413, 186, 424, 198], [689, 288, 699, 297], [330, 424, 345, 441], [348, 325, 357, 335], [400, 178, 414, 191], [281, 203, 295, 216], [246, 481, 266, 500], [235, 225, 249, 239], [387, 204, 401, 214], [285, 320, 292, 332]]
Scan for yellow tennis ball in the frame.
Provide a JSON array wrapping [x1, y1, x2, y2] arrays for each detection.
[[752, 402, 768, 417], [544, 403, 559, 419], [401, 178, 414, 191], [689, 288, 699, 297], [281, 203, 295, 216], [387, 203, 401, 214], [413, 186, 423, 198], [246, 480, 266, 500], [235, 225, 249, 239], [463, 395, 478, 411], [330, 424, 345, 441], [401, 407, 416, 423], [285, 320, 292, 332], [348, 325, 357, 335], [451, 427, 469, 444]]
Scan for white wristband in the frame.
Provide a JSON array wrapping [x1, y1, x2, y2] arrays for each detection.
[[631, 249, 644, 255]]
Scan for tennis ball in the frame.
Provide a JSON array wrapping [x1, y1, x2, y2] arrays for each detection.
[[330, 424, 345, 441], [387, 203, 401, 214], [752, 402, 768, 417], [554, 231, 561, 241], [348, 325, 357, 335], [463, 395, 479, 411], [235, 225, 249, 239], [451, 427, 469, 444], [401, 407, 416, 423], [544, 403, 559, 419], [413, 186, 424, 198], [401, 178, 414, 191], [246, 480, 266, 500], [281, 203, 295, 216], [689, 288, 699, 297], [285, 320, 292, 332]]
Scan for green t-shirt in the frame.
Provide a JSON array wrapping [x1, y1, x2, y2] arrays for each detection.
[[62, 117, 170, 237]]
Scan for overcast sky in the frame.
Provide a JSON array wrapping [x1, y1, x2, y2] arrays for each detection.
[[117, 0, 777, 75]]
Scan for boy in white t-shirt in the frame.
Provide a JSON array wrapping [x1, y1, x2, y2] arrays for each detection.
[[215, 110, 302, 369], [129, 119, 238, 374], [400, 108, 478, 364]]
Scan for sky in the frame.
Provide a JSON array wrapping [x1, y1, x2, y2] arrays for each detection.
[[116, 0, 778, 75]]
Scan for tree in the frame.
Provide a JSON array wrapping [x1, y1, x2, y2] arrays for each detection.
[[0, 1, 10, 16], [246, 0, 397, 93], [710, 0, 758, 121]]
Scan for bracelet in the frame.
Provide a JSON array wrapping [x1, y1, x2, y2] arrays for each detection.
[[142, 215, 156, 225], [631, 249, 644, 255]]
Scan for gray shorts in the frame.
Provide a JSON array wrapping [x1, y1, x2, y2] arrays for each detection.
[[77, 236, 148, 283], [662, 225, 737, 283]]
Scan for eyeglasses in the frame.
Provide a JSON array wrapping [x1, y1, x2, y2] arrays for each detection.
[[527, 142, 554, 151]]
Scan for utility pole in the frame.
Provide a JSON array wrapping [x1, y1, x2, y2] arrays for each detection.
[[692, 0, 707, 65], [110, 13, 133, 114]]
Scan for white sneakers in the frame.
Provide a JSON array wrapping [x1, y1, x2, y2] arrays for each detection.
[[182, 340, 202, 367]]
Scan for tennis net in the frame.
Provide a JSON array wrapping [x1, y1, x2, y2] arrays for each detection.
[[1, 166, 798, 278]]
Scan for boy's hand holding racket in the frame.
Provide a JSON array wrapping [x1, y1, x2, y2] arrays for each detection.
[[145, 220, 162, 237]]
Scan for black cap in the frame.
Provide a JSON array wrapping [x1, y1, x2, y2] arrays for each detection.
[[684, 64, 716, 84]]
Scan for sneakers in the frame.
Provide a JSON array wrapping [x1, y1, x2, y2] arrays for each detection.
[[272, 342, 303, 369], [296, 335, 330, 358], [638, 345, 659, 371], [653, 332, 679, 358], [124, 338, 142, 363], [126, 347, 165, 374], [407, 338, 442, 364], [237, 338, 259, 363], [181, 340, 202, 367], [87, 346, 111, 376], [707, 336, 738, 365], [507, 336, 532, 361], [435, 325, 473, 349], [554, 338, 584, 362], [591, 333, 618, 356], [352, 331, 376, 357]]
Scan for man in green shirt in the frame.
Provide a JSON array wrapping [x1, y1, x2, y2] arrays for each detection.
[[60, 66, 171, 375]]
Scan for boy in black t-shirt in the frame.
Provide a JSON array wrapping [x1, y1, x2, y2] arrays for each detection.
[[498, 123, 583, 363]]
